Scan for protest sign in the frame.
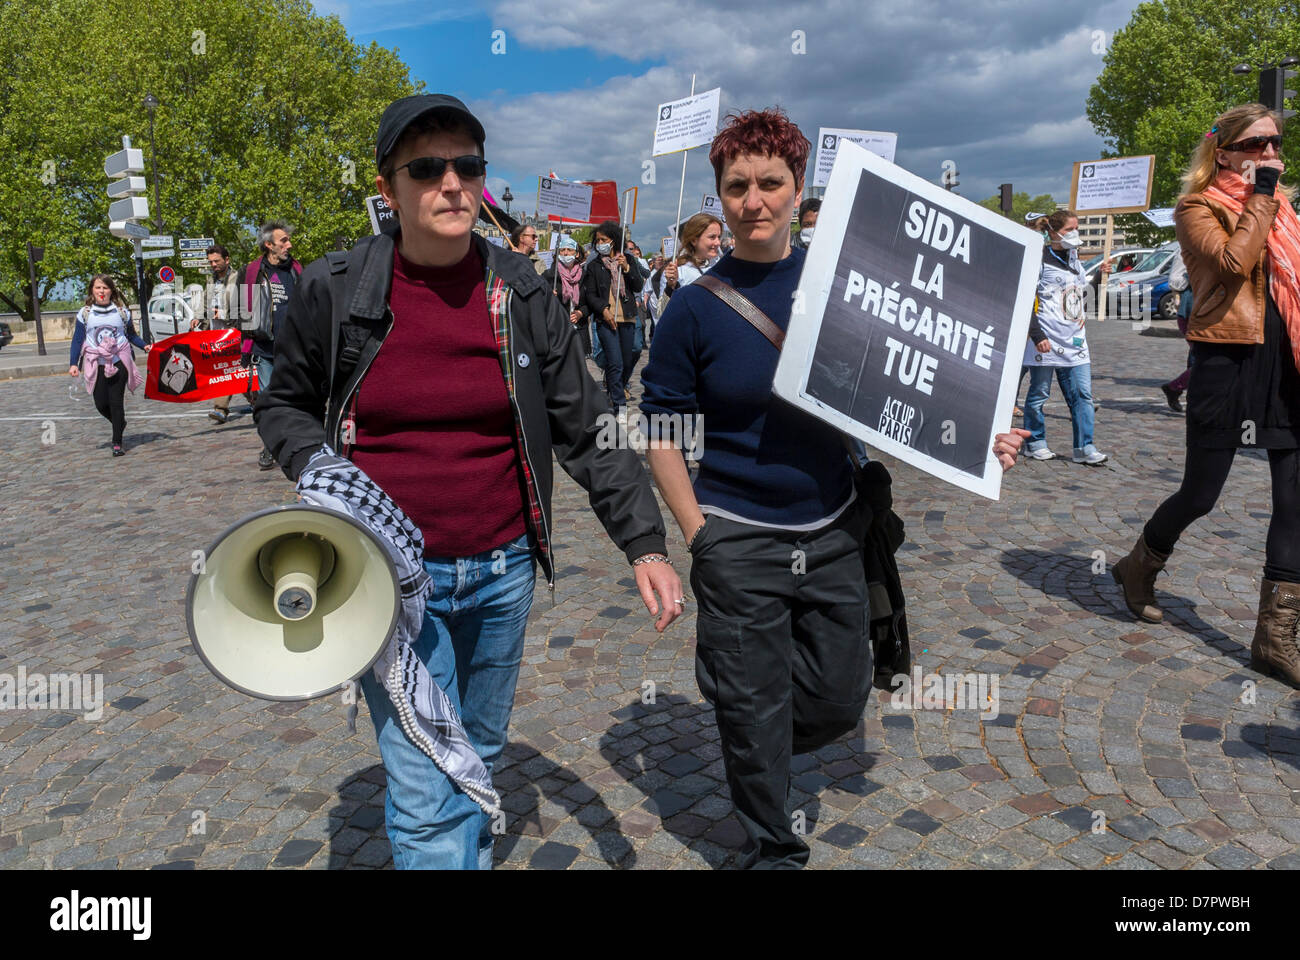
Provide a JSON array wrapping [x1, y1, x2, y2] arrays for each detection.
[[537, 249, 555, 270], [811, 128, 898, 188], [699, 194, 724, 219], [1141, 206, 1176, 228], [772, 140, 1040, 500], [366, 194, 400, 236], [536, 177, 593, 222], [652, 87, 721, 156], [1069, 155, 1155, 214], [662, 236, 676, 258], [145, 328, 257, 403]]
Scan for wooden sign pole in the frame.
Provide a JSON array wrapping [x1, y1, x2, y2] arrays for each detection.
[[1097, 214, 1113, 323]]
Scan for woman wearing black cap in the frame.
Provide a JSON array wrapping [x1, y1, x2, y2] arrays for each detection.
[[256, 94, 682, 870]]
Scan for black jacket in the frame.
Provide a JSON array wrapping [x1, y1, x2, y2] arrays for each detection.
[[254, 231, 667, 584], [541, 263, 587, 319], [581, 254, 643, 325]]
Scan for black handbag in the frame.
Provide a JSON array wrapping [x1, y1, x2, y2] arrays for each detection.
[[693, 275, 912, 689]]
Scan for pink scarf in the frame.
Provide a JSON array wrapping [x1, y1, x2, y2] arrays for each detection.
[[1204, 168, 1300, 370], [557, 259, 582, 307], [82, 340, 143, 394]]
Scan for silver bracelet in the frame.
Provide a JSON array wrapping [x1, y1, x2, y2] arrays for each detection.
[[633, 553, 672, 567]]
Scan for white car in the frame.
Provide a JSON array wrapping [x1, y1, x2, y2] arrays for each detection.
[[145, 282, 205, 338]]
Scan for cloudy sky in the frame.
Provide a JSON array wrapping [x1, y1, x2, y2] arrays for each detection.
[[320, 0, 1145, 246]]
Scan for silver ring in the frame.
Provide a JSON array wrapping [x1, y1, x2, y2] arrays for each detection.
[[674, 597, 687, 605]]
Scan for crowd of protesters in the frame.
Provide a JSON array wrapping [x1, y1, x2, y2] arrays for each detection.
[[64, 90, 1299, 871]]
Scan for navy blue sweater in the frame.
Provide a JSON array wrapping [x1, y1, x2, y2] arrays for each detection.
[[640, 247, 854, 526]]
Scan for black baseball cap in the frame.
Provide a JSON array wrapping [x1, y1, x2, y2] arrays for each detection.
[[375, 94, 486, 169]]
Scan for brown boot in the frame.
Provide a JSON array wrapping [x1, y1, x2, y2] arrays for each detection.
[[1111, 534, 1170, 623], [1250, 579, 1300, 687]]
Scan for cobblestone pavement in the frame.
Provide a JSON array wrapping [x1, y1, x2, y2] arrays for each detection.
[[3, 315, 1299, 871]]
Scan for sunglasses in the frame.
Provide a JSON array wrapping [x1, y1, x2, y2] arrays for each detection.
[[1222, 135, 1282, 152], [395, 155, 488, 180]]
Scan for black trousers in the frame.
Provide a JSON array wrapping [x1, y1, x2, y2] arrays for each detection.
[[92, 364, 127, 444], [1144, 446, 1300, 582], [689, 501, 872, 869]]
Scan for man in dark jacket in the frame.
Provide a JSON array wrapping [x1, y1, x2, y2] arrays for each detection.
[[255, 94, 683, 869], [242, 220, 301, 468]]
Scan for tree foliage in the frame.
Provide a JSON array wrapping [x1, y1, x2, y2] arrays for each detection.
[[977, 191, 1059, 224], [0, 0, 421, 320], [1086, 0, 1300, 246]]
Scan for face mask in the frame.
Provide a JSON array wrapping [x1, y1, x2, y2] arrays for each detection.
[[596, 243, 611, 255], [558, 254, 576, 265], [800, 227, 815, 245], [1055, 229, 1082, 249]]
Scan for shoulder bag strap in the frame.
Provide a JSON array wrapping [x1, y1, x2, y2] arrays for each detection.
[[694, 274, 785, 350]]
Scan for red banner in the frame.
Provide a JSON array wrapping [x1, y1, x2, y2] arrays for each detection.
[[548, 180, 620, 226], [145, 329, 259, 403]]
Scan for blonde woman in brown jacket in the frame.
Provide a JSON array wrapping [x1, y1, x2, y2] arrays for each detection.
[[1113, 103, 1300, 685]]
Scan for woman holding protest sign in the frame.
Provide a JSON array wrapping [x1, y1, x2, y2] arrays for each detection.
[[581, 220, 643, 420], [542, 234, 590, 357], [656, 213, 724, 302], [641, 108, 1028, 869], [1020, 209, 1109, 465], [68, 274, 152, 457], [1113, 104, 1300, 685]]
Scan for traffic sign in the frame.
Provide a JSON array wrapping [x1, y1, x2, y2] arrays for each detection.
[[109, 221, 151, 240], [141, 248, 175, 260], [103, 147, 145, 179], [141, 235, 175, 248], [179, 236, 214, 252], [109, 197, 150, 222], [107, 176, 147, 199], [159, 266, 175, 283], [180, 259, 208, 269]]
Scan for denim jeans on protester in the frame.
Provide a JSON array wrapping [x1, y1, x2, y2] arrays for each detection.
[[1022, 363, 1095, 452], [253, 355, 274, 395], [596, 321, 637, 409], [359, 532, 536, 869]]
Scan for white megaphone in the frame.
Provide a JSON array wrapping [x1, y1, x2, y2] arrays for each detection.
[[187, 505, 401, 700]]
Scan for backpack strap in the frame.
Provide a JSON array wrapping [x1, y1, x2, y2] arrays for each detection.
[[324, 250, 351, 393]]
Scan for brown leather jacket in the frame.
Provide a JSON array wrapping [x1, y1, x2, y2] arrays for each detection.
[[1174, 189, 1280, 344]]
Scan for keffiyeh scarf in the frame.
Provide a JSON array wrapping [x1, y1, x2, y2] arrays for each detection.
[[297, 447, 500, 815]]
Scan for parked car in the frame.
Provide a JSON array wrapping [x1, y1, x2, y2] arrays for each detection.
[[145, 282, 204, 338], [1103, 241, 1180, 320], [0, 321, 12, 352], [1139, 276, 1181, 321], [1083, 247, 1154, 284]]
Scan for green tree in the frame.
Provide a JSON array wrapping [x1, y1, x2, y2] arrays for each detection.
[[0, 0, 420, 323], [977, 191, 1059, 224], [1086, 0, 1300, 246]]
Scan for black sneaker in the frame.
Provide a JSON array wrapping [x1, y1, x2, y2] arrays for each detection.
[[258, 449, 275, 471], [208, 409, 228, 424], [1161, 383, 1183, 412], [112, 444, 125, 457]]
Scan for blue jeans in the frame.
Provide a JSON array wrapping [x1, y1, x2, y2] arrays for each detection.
[[1022, 363, 1095, 452], [359, 532, 536, 869], [253, 354, 273, 395], [596, 322, 637, 409]]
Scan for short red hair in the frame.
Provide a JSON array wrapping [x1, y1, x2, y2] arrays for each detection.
[[709, 108, 810, 195]]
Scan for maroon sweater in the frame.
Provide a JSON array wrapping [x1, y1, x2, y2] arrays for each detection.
[[351, 244, 526, 557]]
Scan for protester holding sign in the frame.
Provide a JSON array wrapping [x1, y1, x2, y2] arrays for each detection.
[[581, 220, 643, 420], [1113, 103, 1300, 685], [542, 234, 590, 357], [1020, 210, 1108, 465], [68, 275, 151, 457], [656, 213, 722, 301], [643, 107, 1029, 869]]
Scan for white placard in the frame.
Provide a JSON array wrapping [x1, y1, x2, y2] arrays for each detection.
[[1141, 206, 1176, 228], [812, 128, 898, 188], [537, 177, 593, 221], [699, 194, 724, 219], [772, 140, 1041, 500], [662, 236, 676, 258], [1070, 155, 1155, 214], [652, 87, 721, 156], [537, 249, 555, 270]]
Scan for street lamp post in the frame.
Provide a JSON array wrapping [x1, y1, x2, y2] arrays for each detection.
[[501, 187, 513, 216], [1231, 58, 1298, 117], [142, 93, 162, 232]]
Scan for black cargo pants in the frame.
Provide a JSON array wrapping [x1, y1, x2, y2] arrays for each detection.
[[688, 500, 872, 869]]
